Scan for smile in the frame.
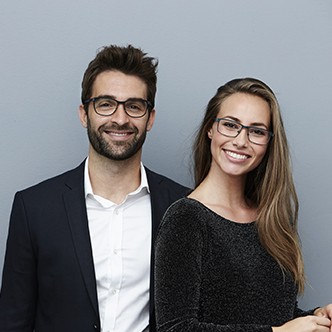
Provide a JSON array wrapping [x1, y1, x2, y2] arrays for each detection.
[[103, 130, 135, 141], [225, 150, 249, 160], [109, 131, 130, 136], [104, 128, 134, 136]]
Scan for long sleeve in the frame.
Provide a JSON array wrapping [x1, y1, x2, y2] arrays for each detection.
[[155, 198, 274, 332], [293, 303, 319, 318], [1, 162, 103, 331], [0, 192, 37, 331]]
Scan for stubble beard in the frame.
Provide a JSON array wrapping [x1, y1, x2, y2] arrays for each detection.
[[86, 117, 148, 161]]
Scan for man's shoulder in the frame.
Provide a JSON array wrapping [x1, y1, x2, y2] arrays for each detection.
[[145, 166, 190, 195], [18, 161, 85, 197]]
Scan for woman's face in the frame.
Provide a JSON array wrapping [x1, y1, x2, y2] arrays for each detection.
[[208, 92, 271, 179]]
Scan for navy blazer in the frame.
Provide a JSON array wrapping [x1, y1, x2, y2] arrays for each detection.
[[0, 161, 189, 332]]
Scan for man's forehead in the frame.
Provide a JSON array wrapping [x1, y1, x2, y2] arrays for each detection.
[[92, 70, 148, 98]]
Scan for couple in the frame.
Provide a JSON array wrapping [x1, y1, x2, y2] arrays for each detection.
[[0, 44, 331, 332]]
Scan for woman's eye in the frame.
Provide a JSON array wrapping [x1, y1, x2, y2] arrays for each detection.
[[251, 128, 267, 136], [223, 121, 239, 129]]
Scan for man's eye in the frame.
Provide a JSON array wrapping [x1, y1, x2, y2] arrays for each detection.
[[126, 102, 144, 111], [96, 99, 117, 108], [99, 102, 111, 108], [128, 104, 140, 110]]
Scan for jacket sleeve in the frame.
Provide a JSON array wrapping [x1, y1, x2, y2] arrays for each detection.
[[0, 192, 37, 331], [154, 200, 272, 332]]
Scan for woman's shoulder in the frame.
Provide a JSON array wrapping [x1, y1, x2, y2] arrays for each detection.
[[157, 197, 209, 247], [160, 197, 212, 231], [165, 197, 211, 217]]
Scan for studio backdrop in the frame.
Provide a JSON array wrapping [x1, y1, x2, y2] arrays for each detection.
[[0, 0, 331, 309]]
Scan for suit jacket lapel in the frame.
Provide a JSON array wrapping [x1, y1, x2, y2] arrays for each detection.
[[145, 167, 171, 329], [62, 161, 99, 317], [146, 170, 166, 243]]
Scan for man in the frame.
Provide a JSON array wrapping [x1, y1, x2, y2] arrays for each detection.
[[0, 45, 188, 332]]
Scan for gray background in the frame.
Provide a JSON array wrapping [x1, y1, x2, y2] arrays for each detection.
[[1, 0, 331, 310]]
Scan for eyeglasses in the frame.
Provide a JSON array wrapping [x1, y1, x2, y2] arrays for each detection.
[[214, 118, 273, 145], [83, 96, 152, 118]]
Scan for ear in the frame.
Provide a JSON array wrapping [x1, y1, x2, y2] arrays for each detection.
[[79, 104, 88, 128], [207, 127, 213, 139], [146, 108, 156, 131]]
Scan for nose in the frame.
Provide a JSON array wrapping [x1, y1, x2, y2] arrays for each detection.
[[110, 104, 130, 125], [232, 128, 249, 147]]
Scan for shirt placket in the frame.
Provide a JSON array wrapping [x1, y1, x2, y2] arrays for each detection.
[[103, 206, 123, 332]]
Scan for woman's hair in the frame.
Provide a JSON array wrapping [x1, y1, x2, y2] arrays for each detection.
[[81, 44, 158, 110], [193, 77, 305, 292]]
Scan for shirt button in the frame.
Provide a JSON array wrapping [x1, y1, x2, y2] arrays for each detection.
[[111, 289, 117, 295]]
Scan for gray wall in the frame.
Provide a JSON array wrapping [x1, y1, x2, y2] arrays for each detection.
[[1, 0, 331, 309]]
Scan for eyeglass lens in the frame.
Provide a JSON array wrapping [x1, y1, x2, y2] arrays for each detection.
[[217, 119, 271, 144], [94, 97, 148, 118]]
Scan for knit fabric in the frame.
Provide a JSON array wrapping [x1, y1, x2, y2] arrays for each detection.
[[155, 198, 314, 332]]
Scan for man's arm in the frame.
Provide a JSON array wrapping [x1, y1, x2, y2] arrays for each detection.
[[0, 192, 37, 331]]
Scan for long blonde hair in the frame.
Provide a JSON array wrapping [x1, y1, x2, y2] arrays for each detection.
[[193, 78, 305, 293]]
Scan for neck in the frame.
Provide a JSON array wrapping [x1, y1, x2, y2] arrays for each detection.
[[189, 167, 256, 223], [193, 174, 247, 207], [87, 148, 142, 204]]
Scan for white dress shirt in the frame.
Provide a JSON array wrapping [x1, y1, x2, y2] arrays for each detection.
[[84, 160, 151, 332]]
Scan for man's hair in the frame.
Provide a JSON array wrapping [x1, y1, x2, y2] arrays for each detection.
[[81, 44, 158, 110]]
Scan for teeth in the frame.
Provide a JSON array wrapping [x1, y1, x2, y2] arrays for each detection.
[[225, 151, 248, 160], [110, 132, 128, 136]]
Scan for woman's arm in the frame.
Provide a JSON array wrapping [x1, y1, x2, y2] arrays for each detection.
[[272, 315, 331, 332]]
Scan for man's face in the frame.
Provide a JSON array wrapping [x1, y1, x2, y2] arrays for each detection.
[[79, 70, 155, 161]]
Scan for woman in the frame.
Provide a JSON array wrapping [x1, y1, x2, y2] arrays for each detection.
[[155, 78, 332, 331]]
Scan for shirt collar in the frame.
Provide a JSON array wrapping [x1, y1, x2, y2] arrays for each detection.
[[84, 157, 150, 199]]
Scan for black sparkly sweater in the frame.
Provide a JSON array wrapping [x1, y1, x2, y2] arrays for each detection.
[[155, 198, 315, 332]]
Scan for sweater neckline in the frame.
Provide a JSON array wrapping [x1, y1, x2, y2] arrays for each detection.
[[185, 197, 256, 226]]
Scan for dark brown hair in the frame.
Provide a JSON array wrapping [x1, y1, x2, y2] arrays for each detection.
[[81, 44, 158, 110]]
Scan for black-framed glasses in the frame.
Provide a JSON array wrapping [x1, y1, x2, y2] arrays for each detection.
[[215, 118, 273, 145], [83, 96, 152, 118]]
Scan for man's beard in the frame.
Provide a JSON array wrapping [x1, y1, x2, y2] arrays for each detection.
[[86, 117, 148, 161]]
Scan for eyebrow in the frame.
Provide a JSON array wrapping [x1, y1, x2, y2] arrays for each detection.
[[94, 94, 146, 101], [89, 94, 115, 101], [223, 116, 269, 129], [95, 94, 117, 99]]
